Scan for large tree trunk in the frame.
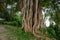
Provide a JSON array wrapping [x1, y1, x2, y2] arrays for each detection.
[[19, 0, 44, 38]]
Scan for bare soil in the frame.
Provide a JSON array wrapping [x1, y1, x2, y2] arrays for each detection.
[[0, 25, 17, 40]]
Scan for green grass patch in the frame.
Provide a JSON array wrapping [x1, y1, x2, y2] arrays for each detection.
[[6, 27, 36, 40]]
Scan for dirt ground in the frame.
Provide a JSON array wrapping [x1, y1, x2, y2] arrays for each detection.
[[0, 25, 17, 40]]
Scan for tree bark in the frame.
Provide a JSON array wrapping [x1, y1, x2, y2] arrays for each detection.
[[19, 0, 44, 38], [0, 2, 4, 12]]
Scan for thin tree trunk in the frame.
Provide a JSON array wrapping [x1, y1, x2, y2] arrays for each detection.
[[0, 2, 4, 12], [17, 0, 23, 11]]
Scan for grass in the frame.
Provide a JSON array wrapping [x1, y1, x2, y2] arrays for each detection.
[[5, 27, 37, 40], [0, 25, 56, 40]]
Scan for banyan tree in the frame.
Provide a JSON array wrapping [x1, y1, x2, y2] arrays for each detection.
[[18, 0, 44, 38]]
